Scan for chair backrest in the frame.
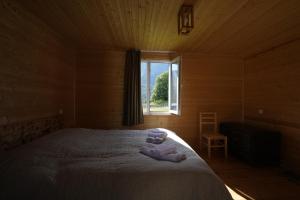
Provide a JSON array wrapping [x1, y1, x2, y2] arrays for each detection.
[[199, 112, 217, 135]]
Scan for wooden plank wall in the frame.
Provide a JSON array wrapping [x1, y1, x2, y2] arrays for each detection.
[[244, 39, 300, 175], [76, 50, 125, 129], [0, 0, 76, 127], [76, 51, 243, 149]]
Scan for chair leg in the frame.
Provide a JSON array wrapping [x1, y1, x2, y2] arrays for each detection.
[[208, 139, 211, 159], [224, 138, 228, 159]]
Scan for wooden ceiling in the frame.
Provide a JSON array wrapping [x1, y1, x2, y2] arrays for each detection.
[[15, 0, 300, 58]]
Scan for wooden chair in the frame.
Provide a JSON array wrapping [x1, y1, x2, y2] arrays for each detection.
[[199, 112, 227, 159]]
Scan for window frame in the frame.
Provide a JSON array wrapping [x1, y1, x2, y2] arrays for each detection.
[[169, 57, 181, 115], [141, 57, 181, 116]]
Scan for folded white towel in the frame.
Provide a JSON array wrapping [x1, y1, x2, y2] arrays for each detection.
[[140, 145, 186, 162], [140, 144, 176, 157], [148, 131, 167, 139], [160, 153, 186, 162], [151, 129, 166, 133], [154, 144, 177, 155], [146, 137, 165, 144]]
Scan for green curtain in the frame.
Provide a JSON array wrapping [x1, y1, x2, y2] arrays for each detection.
[[123, 49, 144, 126]]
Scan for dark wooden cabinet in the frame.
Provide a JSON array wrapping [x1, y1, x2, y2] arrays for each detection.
[[219, 122, 281, 165]]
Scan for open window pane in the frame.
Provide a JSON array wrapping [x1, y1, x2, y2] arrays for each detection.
[[170, 62, 179, 113], [141, 62, 147, 113], [150, 63, 169, 112]]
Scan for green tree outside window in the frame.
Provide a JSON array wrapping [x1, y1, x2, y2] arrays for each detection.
[[151, 71, 169, 104]]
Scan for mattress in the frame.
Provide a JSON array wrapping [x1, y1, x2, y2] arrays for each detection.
[[0, 128, 232, 200]]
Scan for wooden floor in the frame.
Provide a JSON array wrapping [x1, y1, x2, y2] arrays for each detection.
[[198, 151, 300, 200]]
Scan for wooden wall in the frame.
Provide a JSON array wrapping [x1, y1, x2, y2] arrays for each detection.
[[0, 0, 76, 127], [244, 39, 300, 175], [76, 50, 125, 129], [76, 50, 243, 148]]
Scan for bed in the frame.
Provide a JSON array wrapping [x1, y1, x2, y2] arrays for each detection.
[[0, 128, 232, 200]]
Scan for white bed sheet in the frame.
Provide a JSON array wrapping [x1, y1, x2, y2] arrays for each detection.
[[0, 128, 232, 200]]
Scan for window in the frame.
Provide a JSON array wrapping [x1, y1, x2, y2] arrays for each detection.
[[141, 57, 181, 115]]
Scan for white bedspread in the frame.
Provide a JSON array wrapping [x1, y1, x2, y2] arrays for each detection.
[[0, 128, 232, 200]]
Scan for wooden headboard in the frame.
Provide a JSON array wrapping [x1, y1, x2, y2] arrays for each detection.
[[0, 115, 63, 150]]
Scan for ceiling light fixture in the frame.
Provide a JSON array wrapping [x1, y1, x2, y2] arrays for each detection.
[[178, 5, 194, 35]]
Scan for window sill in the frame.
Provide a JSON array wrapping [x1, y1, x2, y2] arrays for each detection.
[[143, 112, 178, 116]]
